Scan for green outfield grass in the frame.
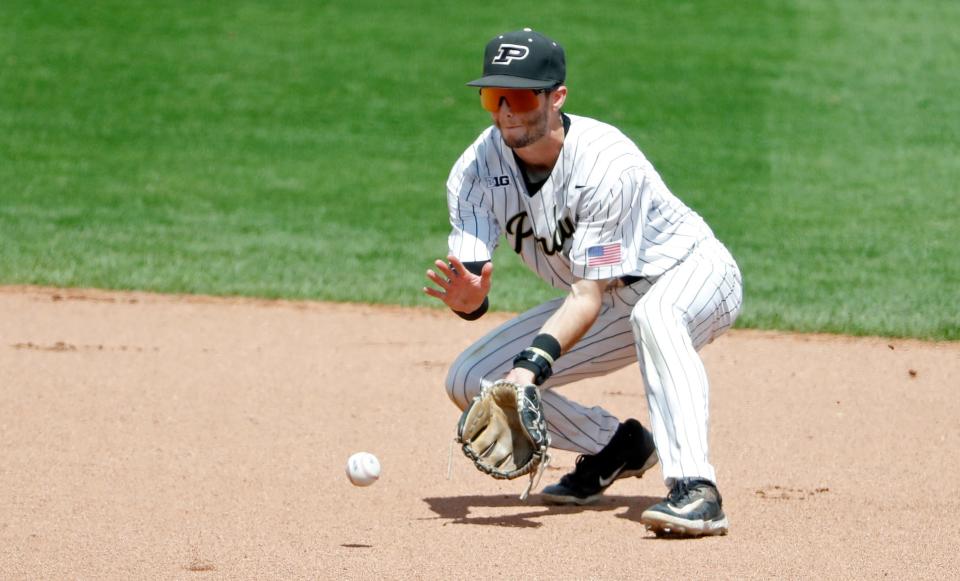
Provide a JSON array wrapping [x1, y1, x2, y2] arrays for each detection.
[[1, 0, 957, 339]]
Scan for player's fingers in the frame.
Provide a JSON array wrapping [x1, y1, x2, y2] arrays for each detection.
[[423, 286, 445, 300], [434, 259, 456, 280], [480, 261, 493, 279], [480, 262, 494, 292], [447, 255, 467, 276], [425, 269, 450, 289], [448, 255, 480, 281]]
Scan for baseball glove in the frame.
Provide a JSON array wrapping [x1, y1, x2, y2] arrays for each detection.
[[456, 379, 550, 499]]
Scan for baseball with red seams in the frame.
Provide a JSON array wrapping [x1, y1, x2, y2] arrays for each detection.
[[346, 452, 381, 487]]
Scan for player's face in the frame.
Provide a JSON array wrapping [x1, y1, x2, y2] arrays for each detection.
[[482, 88, 552, 149]]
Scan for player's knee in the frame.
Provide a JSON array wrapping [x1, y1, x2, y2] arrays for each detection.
[[443, 365, 464, 409], [444, 359, 482, 411], [630, 298, 655, 336], [631, 296, 678, 343]]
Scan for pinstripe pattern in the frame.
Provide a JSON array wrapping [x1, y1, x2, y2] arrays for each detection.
[[443, 240, 742, 475], [444, 293, 628, 454], [442, 114, 743, 484], [446, 114, 714, 289], [630, 239, 742, 484]]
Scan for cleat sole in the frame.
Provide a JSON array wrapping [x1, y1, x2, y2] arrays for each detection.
[[641, 513, 729, 538], [540, 493, 602, 506]]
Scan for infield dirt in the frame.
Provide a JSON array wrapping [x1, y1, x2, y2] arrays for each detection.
[[2, 286, 958, 579]]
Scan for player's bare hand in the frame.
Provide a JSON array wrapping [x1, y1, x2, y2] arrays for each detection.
[[502, 366, 536, 386], [423, 255, 492, 313]]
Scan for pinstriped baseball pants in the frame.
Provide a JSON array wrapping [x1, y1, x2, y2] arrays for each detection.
[[445, 238, 743, 486]]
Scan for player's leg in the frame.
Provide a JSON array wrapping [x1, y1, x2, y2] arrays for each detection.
[[629, 239, 742, 536], [444, 287, 664, 505], [445, 291, 639, 455]]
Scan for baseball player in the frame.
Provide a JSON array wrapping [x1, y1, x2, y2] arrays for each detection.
[[423, 28, 743, 537]]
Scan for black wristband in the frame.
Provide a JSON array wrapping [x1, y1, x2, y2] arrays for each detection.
[[531, 333, 562, 362], [453, 296, 489, 321], [512, 348, 554, 386]]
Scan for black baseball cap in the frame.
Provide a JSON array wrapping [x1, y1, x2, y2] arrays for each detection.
[[466, 28, 565, 89]]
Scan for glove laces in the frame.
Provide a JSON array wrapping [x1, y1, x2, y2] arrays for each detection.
[[447, 437, 456, 480], [519, 450, 550, 501]]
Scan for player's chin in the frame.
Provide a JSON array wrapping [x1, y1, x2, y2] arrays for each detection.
[[501, 129, 534, 149]]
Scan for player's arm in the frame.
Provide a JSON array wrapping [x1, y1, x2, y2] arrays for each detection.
[[504, 277, 610, 385], [423, 255, 493, 320], [539, 277, 609, 351], [429, 140, 499, 319]]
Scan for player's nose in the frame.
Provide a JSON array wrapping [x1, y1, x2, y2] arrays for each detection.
[[493, 96, 514, 116]]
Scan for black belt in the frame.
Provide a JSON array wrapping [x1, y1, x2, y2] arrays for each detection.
[[619, 274, 646, 286]]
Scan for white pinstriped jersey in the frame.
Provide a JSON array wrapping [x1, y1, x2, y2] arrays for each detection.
[[447, 114, 715, 290]]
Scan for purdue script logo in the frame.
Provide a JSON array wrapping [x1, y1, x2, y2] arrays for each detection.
[[492, 44, 529, 65], [506, 211, 574, 256]]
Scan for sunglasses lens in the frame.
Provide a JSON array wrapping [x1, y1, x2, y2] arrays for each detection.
[[480, 88, 540, 113], [480, 89, 499, 112]]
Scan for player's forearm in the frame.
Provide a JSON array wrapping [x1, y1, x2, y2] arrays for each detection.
[[507, 278, 606, 386], [539, 279, 607, 354]]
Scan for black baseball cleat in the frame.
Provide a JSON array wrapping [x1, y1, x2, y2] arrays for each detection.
[[540, 418, 658, 505], [640, 478, 729, 537]]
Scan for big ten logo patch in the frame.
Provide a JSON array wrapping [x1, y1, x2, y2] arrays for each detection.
[[485, 175, 511, 188]]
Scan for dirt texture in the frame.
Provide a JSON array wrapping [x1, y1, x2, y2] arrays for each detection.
[[1, 285, 958, 579]]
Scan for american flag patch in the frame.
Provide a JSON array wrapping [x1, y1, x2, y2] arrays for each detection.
[[586, 242, 622, 267]]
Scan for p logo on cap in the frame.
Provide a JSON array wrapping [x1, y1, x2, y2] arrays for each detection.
[[492, 44, 530, 65], [466, 29, 565, 90]]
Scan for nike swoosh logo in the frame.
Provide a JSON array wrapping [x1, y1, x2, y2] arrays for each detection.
[[667, 498, 705, 515], [598, 464, 626, 487]]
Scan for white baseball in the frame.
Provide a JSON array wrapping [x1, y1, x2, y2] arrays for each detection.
[[346, 452, 381, 487]]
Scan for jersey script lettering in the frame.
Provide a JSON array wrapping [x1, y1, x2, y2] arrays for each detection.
[[505, 212, 575, 256]]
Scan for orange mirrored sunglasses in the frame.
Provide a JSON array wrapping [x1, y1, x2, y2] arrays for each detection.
[[479, 88, 545, 113]]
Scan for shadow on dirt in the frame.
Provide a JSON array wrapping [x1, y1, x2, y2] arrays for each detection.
[[421, 494, 661, 528]]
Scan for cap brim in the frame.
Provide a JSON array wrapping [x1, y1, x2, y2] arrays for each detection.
[[465, 75, 558, 89]]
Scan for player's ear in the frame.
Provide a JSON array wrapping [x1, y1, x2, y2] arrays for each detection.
[[551, 85, 567, 111]]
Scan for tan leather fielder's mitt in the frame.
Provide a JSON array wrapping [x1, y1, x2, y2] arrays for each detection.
[[456, 379, 550, 499]]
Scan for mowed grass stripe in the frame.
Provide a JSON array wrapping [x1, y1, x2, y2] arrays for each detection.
[[0, 1, 956, 339]]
